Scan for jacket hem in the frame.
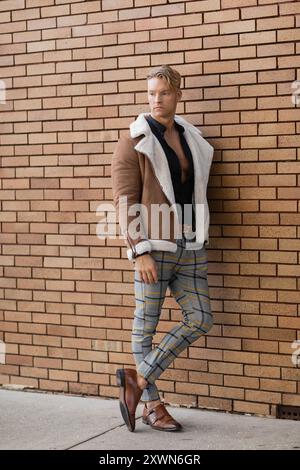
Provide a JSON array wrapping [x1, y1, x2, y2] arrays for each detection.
[[148, 239, 206, 252]]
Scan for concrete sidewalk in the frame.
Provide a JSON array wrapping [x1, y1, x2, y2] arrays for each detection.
[[0, 388, 299, 450]]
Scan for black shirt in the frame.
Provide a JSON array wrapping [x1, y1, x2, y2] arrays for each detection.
[[145, 114, 195, 233]]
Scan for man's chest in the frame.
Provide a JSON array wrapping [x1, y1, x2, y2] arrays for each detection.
[[164, 134, 190, 183]]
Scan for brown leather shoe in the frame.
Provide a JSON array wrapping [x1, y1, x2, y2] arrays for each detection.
[[142, 402, 183, 432], [116, 368, 143, 432]]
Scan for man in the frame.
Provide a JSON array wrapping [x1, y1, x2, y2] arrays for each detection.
[[112, 65, 214, 432]]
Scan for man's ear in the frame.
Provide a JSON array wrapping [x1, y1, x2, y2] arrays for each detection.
[[177, 89, 182, 101]]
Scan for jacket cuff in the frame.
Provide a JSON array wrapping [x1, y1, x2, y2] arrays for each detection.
[[127, 240, 152, 261]]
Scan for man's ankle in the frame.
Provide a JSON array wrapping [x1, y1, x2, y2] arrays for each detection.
[[137, 374, 148, 390], [146, 399, 161, 410]]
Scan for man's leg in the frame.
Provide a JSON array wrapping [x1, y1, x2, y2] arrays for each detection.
[[135, 244, 213, 386], [132, 250, 176, 405]]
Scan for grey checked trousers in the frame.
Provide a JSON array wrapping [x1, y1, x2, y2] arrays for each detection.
[[132, 237, 213, 402]]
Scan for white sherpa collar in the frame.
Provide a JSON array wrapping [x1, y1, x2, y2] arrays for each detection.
[[128, 112, 214, 226], [130, 112, 203, 139]]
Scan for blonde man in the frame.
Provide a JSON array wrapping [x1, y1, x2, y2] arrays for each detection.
[[112, 65, 214, 432]]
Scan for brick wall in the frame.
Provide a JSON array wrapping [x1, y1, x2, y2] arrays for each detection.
[[0, 0, 299, 417]]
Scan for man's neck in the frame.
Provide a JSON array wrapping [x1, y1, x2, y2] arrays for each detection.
[[150, 113, 176, 136]]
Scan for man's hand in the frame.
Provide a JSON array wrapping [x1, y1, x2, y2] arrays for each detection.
[[134, 253, 158, 284]]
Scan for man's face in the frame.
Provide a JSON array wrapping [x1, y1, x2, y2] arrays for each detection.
[[147, 77, 182, 120]]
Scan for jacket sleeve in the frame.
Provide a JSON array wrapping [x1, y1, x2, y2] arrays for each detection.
[[111, 135, 152, 261]]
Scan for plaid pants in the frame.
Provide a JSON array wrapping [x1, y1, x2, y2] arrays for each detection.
[[132, 237, 213, 402]]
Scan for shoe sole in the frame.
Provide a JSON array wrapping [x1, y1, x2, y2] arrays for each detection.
[[142, 417, 182, 432], [116, 368, 134, 432]]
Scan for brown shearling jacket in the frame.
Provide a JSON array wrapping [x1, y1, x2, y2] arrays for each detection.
[[111, 113, 214, 261]]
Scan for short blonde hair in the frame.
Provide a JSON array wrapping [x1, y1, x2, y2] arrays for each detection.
[[146, 65, 181, 92]]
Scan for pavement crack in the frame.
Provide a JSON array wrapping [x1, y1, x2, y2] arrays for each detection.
[[64, 422, 128, 450]]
